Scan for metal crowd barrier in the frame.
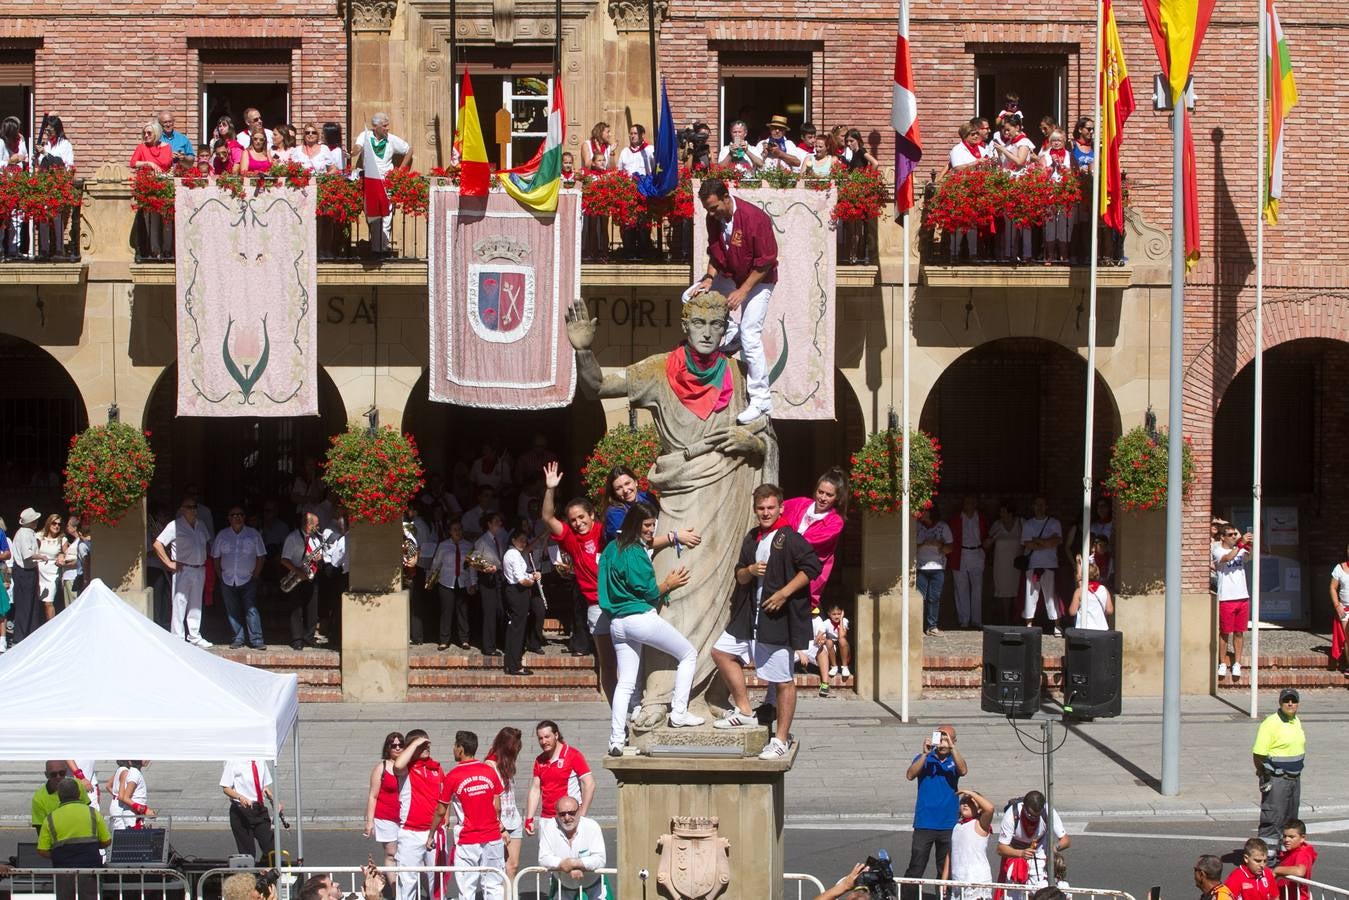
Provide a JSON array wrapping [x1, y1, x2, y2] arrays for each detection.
[[1283, 876, 1349, 900], [784, 871, 827, 898], [2, 866, 191, 900], [513, 865, 618, 898], [194, 865, 507, 900], [887, 876, 1140, 900]]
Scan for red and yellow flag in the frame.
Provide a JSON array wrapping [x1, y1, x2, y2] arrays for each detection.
[[454, 72, 490, 196], [1143, 0, 1216, 269], [1099, 0, 1135, 232]]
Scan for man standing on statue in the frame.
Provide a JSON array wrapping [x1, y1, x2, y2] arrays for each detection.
[[689, 178, 778, 424]]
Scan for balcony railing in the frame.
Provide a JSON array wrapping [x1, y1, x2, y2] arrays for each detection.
[[580, 214, 877, 266], [0, 182, 84, 263], [132, 204, 425, 264]]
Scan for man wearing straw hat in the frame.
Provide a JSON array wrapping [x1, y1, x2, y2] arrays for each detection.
[[10, 508, 43, 643], [755, 115, 803, 171]]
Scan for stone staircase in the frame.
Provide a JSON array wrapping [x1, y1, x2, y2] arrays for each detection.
[[214, 646, 344, 702]]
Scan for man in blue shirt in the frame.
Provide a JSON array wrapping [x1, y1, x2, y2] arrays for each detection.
[[158, 112, 194, 166], [903, 725, 967, 893]]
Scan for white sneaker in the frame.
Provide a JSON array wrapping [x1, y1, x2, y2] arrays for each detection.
[[840, 666, 852, 679], [668, 710, 705, 728], [191, 636, 214, 649], [758, 737, 790, 760], [828, 666, 840, 677], [713, 709, 757, 729], [1232, 663, 1242, 679], [735, 403, 769, 425], [1217, 662, 1229, 677]]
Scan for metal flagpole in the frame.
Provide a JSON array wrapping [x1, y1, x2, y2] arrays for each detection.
[[646, 0, 658, 145], [898, 0, 913, 726], [293, 720, 305, 863], [1161, 88, 1185, 798], [1080, 0, 1105, 593], [1250, 0, 1267, 718]]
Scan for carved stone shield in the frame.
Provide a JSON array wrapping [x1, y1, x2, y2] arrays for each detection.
[[656, 816, 731, 900]]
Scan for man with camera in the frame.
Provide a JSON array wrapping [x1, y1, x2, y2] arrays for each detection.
[[903, 726, 967, 893], [755, 115, 803, 171], [814, 857, 896, 900], [717, 120, 764, 174], [680, 122, 712, 171]]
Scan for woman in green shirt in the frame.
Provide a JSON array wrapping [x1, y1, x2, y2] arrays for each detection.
[[599, 502, 702, 754]]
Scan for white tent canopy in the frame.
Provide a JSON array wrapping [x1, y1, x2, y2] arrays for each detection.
[[0, 579, 299, 761]]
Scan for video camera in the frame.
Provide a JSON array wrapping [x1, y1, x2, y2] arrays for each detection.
[[254, 868, 281, 896], [853, 850, 897, 900], [678, 121, 711, 169]]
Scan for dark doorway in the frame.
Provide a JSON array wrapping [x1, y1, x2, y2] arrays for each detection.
[[720, 75, 808, 145], [975, 54, 1067, 138], [0, 334, 87, 522]]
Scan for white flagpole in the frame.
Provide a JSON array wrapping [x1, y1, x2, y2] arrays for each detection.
[[898, 0, 913, 725], [1080, 0, 1105, 613], [1250, 0, 1267, 718]]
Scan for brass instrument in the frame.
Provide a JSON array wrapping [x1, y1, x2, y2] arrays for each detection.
[[402, 537, 418, 573], [424, 566, 441, 590], [281, 535, 328, 593]]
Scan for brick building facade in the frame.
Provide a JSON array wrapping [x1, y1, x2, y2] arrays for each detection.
[[0, 0, 1339, 699]]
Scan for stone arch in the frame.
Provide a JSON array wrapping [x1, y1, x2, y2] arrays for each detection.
[[141, 363, 347, 514], [1180, 292, 1349, 592], [0, 333, 90, 517]]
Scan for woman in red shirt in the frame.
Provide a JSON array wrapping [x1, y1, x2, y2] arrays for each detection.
[[130, 121, 175, 259], [362, 731, 404, 866]]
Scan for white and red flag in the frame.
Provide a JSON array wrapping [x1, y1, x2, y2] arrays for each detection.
[[892, 2, 922, 215]]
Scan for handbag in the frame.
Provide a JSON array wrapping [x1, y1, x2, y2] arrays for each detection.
[[1014, 519, 1051, 573]]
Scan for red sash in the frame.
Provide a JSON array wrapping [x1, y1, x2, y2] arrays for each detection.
[[363, 176, 392, 216]]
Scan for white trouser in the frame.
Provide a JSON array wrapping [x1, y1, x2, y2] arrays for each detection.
[[453, 839, 505, 900], [710, 275, 773, 412], [368, 202, 393, 252], [609, 609, 695, 745], [395, 828, 433, 900], [171, 565, 206, 639], [953, 556, 984, 626], [1023, 568, 1058, 621]]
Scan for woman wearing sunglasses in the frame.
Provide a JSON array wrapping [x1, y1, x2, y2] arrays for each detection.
[[364, 731, 405, 865]]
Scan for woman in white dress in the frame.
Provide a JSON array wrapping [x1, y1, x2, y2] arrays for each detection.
[[485, 727, 524, 881], [34, 514, 64, 619], [985, 501, 1024, 624], [1068, 561, 1113, 631], [945, 789, 995, 900], [108, 760, 156, 830]]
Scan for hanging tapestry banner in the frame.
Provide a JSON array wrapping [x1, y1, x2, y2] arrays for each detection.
[[693, 185, 836, 420], [175, 184, 318, 417], [428, 188, 580, 409]]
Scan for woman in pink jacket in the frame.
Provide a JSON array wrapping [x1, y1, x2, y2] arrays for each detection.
[[781, 467, 849, 615]]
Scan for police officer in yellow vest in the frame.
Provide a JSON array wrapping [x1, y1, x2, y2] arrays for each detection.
[[37, 777, 111, 900], [1253, 688, 1307, 857]]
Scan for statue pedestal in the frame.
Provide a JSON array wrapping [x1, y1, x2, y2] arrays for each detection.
[[604, 743, 796, 900]]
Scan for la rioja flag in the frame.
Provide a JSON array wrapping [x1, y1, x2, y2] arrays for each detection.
[[892, 1, 922, 215]]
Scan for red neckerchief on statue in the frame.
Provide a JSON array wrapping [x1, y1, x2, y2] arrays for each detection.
[[665, 342, 732, 420]]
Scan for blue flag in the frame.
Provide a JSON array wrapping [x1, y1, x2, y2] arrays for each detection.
[[636, 80, 678, 198]]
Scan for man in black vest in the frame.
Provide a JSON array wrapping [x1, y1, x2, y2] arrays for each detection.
[[712, 483, 821, 760]]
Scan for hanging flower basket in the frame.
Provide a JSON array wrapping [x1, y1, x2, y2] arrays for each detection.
[[1105, 425, 1195, 511], [849, 428, 942, 516], [322, 425, 426, 524], [580, 424, 661, 508], [63, 422, 156, 526]]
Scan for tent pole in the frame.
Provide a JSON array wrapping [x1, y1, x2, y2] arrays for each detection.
[[294, 720, 305, 863], [272, 778, 283, 866]]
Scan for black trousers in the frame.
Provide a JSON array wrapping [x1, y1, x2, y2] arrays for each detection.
[[409, 566, 434, 644], [438, 584, 469, 646], [903, 827, 952, 899], [568, 583, 593, 654], [319, 565, 347, 639], [479, 575, 502, 654], [503, 582, 531, 671], [229, 802, 276, 864], [289, 579, 319, 643], [10, 566, 39, 643], [148, 567, 171, 629], [526, 588, 546, 652]]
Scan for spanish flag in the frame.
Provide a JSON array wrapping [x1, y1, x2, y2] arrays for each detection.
[[1099, 0, 1134, 232], [455, 72, 490, 197], [1143, 0, 1216, 269], [1264, 0, 1298, 224]]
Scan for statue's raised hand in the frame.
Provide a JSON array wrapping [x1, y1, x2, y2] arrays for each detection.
[[566, 298, 598, 351]]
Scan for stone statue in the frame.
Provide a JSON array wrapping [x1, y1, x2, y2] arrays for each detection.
[[567, 294, 776, 718], [656, 816, 731, 900]]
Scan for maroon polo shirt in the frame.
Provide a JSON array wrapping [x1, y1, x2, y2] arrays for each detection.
[[706, 198, 778, 287]]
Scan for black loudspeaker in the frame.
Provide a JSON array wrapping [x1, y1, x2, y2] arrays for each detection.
[[981, 625, 1042, 716], [1061, 628, 1123, 718]]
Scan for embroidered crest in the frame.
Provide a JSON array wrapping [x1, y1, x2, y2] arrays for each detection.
[[466, 263, 535, 343], [656, 816, 731, 900], [773, 530, 787, 550], [730, 229, 744, 248]]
